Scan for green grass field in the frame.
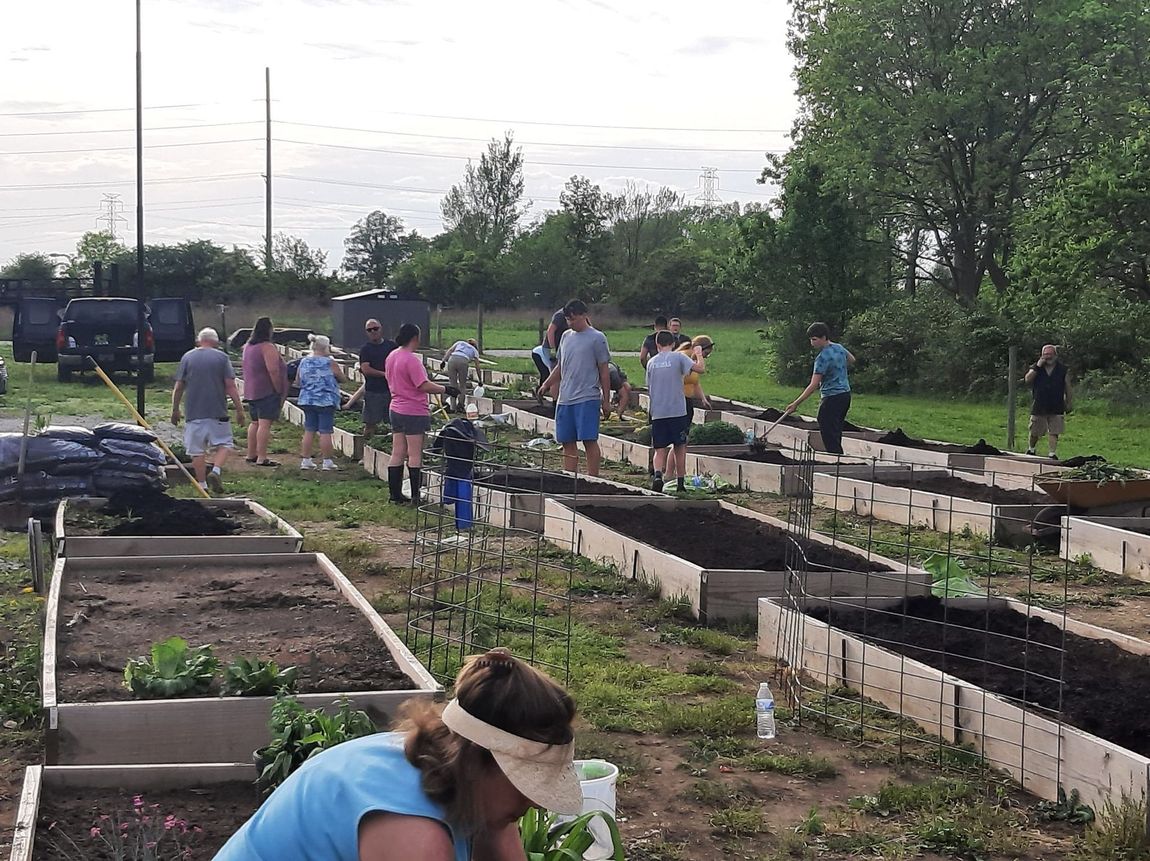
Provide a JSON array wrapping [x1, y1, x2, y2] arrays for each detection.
[[439, 315, 1150, 466]]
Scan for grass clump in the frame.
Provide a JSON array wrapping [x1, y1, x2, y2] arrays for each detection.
[[740, 752, 838, 779], [658, 625, 746, 656], [709, 803, 765, 838], [1075, 795, 1150, 860]]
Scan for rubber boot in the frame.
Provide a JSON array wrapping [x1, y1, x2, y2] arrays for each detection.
[[409, 467, 423, 505], [387, 466, 407, 502]]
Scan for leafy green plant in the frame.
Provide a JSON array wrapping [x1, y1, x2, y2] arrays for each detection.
[[519, 807, 624, 861], [924, 554, 985, 598], [1036, 787, 1095, 824], [687, 421, 745, 445], [255, 693, 376, 790], [123, 637, 218, 698], [222, 657, 298, 697], [1056, 462, 1143, 485]]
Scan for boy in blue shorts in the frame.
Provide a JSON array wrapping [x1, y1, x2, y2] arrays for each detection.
[[646, 330, 706, 491], [538, 300, 612, 476]]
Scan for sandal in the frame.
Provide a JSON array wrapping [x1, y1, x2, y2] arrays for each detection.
[[255, 459, 280, 467], [244, 457, 258, 464]]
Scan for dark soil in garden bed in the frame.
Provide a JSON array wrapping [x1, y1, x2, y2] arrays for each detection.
[[506, 399, 555, 418], [37, 783, 256, 859], [56, 558, 415, 702], [751, 407, 863, 433], [875, 428, 1002, 455], [66, 489, 269, 537], [872, 472, 1048, 505], [808, 595, 1150, 757], [480, 472, 641, 495], [577, 504, 890, 572]]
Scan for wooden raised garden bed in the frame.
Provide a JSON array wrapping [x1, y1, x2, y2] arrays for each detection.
[[543, 497, 929, 623], [10, 763, 259, 861], [1062, 516, 1150, 582], [1036, 473, 1150, 508], [424, 466, 659, 533], [500, 402, 652, 471], [55, 497, 303, 558], [812, 468, 1053, 543], [758, 595, 1150, 823], [43, 552, 440, 765]]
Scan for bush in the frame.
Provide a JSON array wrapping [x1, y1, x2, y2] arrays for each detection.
[[688, 421, 746, 445]]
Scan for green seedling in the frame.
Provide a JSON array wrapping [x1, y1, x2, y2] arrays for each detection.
[[1035, 787, 1095, 824], [123, 637, 219, 698], [519, 807, 624, 861], [222, 657, 299, 697]]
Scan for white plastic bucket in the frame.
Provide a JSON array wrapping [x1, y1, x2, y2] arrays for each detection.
[[572, 759, 619, 860]]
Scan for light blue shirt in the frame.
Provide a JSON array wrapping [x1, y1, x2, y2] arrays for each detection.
[[213, 732, 470, 861], [813, 343, 851, 398], [645, 350, 694, 419], [296, 355, 341, 408]]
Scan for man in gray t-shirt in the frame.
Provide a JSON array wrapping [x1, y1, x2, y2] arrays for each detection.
[[645, 330, 705, 492], [538, 300, 611, 476], [172, 328, 246, 494]]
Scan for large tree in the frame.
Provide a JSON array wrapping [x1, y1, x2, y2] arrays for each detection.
[[441, 133, 528, 255], [271, 233, 327, 280], [0, 252, 56, 281], [65, 231, 127, 279], [788, 0, 1147, 304], [341, 211, 423, 288]]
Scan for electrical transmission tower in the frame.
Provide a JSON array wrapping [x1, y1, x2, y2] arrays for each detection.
[[98, 193, 128, 238], [696, 167, 720, 207]]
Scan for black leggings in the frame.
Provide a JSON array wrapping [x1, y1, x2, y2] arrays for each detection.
[[817, 392, 852, 455], [531, 352, 551, 389]]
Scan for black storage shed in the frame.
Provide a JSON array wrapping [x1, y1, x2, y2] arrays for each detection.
[[330, 289, 430, 351]]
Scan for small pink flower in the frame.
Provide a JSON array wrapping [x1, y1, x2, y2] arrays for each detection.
[[133, 795, 144, 809], [121, 822, 130, 831], [89, 826, 101, 838]]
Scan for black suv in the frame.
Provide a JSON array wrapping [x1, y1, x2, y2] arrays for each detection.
[[56, 298, 154, 382]]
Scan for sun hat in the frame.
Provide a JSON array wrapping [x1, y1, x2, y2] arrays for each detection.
[[440, 698, 583, 815]]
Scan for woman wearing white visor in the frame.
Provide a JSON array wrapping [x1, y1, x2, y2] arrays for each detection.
[[214, 648, 581, 861]]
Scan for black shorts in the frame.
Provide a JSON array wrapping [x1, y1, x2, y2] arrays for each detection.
[[651, 414, 690, 448], [247, 393, 282, 422]]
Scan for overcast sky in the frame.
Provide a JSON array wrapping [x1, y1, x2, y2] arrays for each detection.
[[2, 0, 797, 271]]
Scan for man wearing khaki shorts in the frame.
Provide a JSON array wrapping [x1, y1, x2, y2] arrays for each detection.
[[172, 328, 247, 493], [1024, 344, 1072, 459]]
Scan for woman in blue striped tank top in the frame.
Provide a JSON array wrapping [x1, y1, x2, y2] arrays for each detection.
[[213, 648, 582, 861]]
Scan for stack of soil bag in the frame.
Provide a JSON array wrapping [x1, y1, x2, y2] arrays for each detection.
[[0, 422, 166, 506]]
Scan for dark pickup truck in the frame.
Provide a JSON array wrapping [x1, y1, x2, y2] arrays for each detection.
[[56, 298, 154, 382]]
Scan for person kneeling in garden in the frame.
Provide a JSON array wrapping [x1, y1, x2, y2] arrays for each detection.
[[213, 648, 581, 861]]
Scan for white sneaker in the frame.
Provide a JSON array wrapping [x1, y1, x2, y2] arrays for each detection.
[[321, 459, 339, 471], [300, 458, 317, 470]]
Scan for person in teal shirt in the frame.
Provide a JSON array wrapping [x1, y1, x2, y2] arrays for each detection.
[[785, 321, 856, 454], [214, 649, 582, 861]]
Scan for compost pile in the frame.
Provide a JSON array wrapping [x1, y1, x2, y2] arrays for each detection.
[[101, 486, 240, 536], [0, 422, 165, 508], [877, 428, 1002, 455], [577, 503, 890, 572], [808, 595, 1150, 757]]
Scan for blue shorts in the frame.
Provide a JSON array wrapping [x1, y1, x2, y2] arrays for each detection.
[[651, 414, 690, 448], [555, 399, 601, 443], [301, 404, 335, 434]]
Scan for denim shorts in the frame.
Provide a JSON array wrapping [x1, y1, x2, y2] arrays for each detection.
[[247, 393, 282, 422], [555, 398, 601, 443], [301, 404, 335, 434], [389, 410, 432, 435]]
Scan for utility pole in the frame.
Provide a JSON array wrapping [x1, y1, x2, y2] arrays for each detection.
[[134, 0, 146, 416], [265, 66, 273, 273]]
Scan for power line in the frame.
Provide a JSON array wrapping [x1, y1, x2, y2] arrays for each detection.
[[343, 107, 790, 134], [0, 137, 262, 156], [272, 137, 768, 172], [0, 172, 257, 191], [0, 121, 263, 138], [278, 120, 772, 154], [0, 100, 258, 117]]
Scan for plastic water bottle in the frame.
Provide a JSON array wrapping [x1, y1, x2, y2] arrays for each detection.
[[744, 427, 755, 444], [755, 682, 776, 739]]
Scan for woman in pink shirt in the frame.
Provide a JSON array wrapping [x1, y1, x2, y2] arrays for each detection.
[[384, 323, 457, 505]]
